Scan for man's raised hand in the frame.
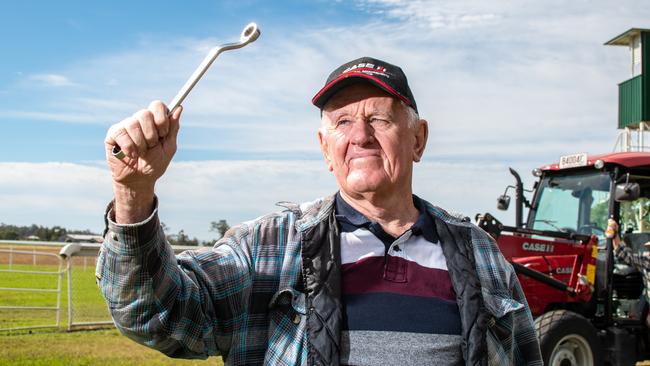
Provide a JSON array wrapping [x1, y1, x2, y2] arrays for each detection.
[[104, 101, 182, 223]]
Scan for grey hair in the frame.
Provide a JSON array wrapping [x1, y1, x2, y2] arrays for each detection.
[[400, 100, 420, 130]]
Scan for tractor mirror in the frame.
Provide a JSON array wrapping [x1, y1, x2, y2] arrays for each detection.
[[497, 194, 511, 210], [615, 182, 640, 202]]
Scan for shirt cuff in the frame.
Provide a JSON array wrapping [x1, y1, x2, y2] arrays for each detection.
[[102, 196, 162, 256]]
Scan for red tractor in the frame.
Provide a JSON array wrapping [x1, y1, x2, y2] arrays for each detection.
[[477, 152, 650, 366]]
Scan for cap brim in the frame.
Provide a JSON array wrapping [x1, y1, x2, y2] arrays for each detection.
[[312, 72, 413, 110]]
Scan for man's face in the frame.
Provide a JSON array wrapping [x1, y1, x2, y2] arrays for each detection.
[[318, 83, 428, 198]]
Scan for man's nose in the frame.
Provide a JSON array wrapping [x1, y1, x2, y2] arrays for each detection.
[[349, 120, 375, 146]]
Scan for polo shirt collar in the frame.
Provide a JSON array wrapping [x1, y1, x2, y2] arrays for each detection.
[[335, 192, 371, 227], [334, 192, 439, 243], [411, 194, 439, 243]]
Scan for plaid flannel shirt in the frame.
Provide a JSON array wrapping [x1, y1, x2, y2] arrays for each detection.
[[97, 195, 541, 365]]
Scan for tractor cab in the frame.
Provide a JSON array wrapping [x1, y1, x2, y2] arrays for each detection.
[[527, 153, 650, 243], [529, 152, 650, 310]]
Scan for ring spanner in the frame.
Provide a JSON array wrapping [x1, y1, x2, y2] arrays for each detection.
[[112, 22, 261, 159]]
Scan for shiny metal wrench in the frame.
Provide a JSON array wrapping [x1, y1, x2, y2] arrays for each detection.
[[112, 22, 261, 159]]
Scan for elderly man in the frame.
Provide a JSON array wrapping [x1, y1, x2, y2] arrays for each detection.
[[98, 57, 542, 365]]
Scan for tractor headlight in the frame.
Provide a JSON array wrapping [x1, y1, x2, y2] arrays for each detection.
[[594, 159, 605, 169]]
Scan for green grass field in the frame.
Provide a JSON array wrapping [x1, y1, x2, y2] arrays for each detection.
[[0, 328, 224, 365], [0, 258, 223, 365]]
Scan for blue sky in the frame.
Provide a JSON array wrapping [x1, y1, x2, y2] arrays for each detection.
[[1, 0, 649, 240], [1, 0, 365, 162]]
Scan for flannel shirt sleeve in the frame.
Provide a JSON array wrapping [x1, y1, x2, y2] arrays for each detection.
[[508, 266, 544, 365], [615, 240, 644, 268], [471, 226, 542, 366], [96, 199, 254, 359]]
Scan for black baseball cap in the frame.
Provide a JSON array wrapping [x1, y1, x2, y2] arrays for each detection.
[[312, 56, 417, 113]]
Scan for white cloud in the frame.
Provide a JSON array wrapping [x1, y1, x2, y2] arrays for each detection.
[[358, 0, 501, 29], [28, 73, 76, 87], [3, 110, 103, 124], [0, 162, 112, 231], [0, 160, 521, 241]]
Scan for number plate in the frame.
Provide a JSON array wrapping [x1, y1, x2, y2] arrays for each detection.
[[559, 153, 588, 169]]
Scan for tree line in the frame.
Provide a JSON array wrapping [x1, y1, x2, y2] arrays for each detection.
[[0, 223, 91, 241], [0, 220, 231, 247], [162, 220, 230, 246]]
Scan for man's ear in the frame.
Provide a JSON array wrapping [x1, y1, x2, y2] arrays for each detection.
[[413, 119, 428, 162], [318, 129, 334, 171]]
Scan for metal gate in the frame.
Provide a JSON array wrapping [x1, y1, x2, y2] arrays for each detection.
[[0, 247, 64, 332], [0, 240, 197, 332]]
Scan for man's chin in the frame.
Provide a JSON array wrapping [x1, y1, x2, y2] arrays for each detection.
[[342, 177, 386, 195]]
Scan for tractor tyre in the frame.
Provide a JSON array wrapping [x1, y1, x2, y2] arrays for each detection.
[[534, 310, 603, 366]]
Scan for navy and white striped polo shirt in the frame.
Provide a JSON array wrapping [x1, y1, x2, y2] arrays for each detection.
[[335, 193, 463, 365]]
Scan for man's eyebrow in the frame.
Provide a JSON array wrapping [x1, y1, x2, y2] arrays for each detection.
[[325, 110, 349, 120], [324, 107, 393, 120], [368, 109, 394, 118]]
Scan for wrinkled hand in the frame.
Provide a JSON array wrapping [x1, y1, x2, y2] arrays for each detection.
[[105, 101, 182, 188], [104, 101, 182, 223]]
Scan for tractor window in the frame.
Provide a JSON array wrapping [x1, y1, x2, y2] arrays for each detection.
[[529, 171, 611, 238], [620, 198, 650, 234], [617, 176, 650, 252]]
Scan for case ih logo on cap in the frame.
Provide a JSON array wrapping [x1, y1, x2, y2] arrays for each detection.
[[343, 63, 389, 78], [312, 56, 418, 112]]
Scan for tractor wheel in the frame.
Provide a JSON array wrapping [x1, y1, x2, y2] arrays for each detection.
[[534, 310, 603, 366]]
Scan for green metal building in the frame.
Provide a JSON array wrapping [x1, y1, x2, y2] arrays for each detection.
[[605, 28, 650, 130]]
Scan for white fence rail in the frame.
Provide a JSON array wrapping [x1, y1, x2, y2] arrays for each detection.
[[0, 239, 199, 332], [0, 248, 64, 332]]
